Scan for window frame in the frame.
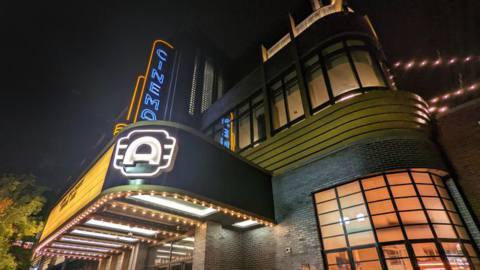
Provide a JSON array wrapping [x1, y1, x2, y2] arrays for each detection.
[[312, 170, 480, 270]]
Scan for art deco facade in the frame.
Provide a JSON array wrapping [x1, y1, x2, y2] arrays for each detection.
[[34, 1, 480, 269]]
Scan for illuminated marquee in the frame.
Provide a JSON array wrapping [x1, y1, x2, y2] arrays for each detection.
[[135, 40, 175, 122], [113, 129, 177, 177]]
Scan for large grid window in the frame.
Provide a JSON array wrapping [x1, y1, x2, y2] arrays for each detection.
[[314, 171, 480, 270], [303, 39, 387, 112], [269, 70, 304, 131]]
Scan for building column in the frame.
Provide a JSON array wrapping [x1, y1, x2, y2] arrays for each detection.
[[97, 258, 108, 270], [126, 243, 149, 270], [104, 256, 113, 270], [192, 221, 243, 270]]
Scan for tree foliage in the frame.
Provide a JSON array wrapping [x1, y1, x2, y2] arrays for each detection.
[[0, 174, 46, 270]]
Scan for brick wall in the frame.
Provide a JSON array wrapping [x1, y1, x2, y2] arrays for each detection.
[[194, 132, 446, 270], [436, 98, 480, 221]]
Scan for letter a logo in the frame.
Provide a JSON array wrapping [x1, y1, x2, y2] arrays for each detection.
[[113, 129, 177, 177]]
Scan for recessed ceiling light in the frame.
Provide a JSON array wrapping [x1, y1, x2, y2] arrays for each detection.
[[85, 219, 158, 236], [51, 243, 111, 253], [163, 243, 194, 250], [60, 237, 122, 248], [232, 220, 258, 228], [130, 195, 217, 217], [70, 229, 138, 242]]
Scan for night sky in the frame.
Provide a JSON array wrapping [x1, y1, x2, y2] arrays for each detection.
[[1, 0, 478, 209]]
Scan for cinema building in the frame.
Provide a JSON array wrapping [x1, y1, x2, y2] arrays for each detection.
[[33, 0, 480, 269]]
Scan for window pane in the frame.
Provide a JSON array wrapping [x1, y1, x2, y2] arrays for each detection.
[[238, 114, 251, 149], [328, 265, 351, 270], [432, 175, 444, 187], [385, 259, 413, 270], [412, 243, 439, 256], [323, 42, 344, 55], [325, 52, 359, 96], [348, 231, 375, 246], [437, 187, 450, 199], [464, 243, 478, 257], [365, 187, 390, 202], [342, 205, 368, 221], [428, 210, 451, 224], [447, 257, 471, 270], [372, 213, 399, 228], [387, 173, 411, 185], [443, 199, 456, 211], [271, 85, 287, 130], [422, 197, 444, 210], [449, 212, 463, 225], [395, 197, 422, 211], [412, 173, 432, 184], [456, 226, 470, 240], [383, 244, 409, 259], [351, 50, 385, 88], [324, 235, 347, 250], [434, 224, 457, 238], [326, 251, 350, 265], [416, 257, 444, 270], [355, 261, 382, 270], [391, 185, 416, 198], [417, 185, 438, 197], [307, 67, 329, 109], [400, 211, 428, 225], [317, 199, 338, 214], [252, 104, 266, 142], [405, 225, 434, 239], [315, 189, 336, 203], [352, 247, 378, 262], [362, 176, 386, 190], [339, 193, 364, 208], [369, 200, 395, 215], [338, 182, 361, 197], [319, 211, 341, 225], [345, 217, 371, 233], [322, 223, 345, 237], [376, 227, 404, 242], [285, 81, 304, 121], [442, 242, 464, 256]]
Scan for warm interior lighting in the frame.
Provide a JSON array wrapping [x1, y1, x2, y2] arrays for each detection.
[[71, 229, 138, 242], [60, 237, 122, 248], [232, 219, 259, 228], [130, 195, 217, 217], [85, 219, 158, 236], [163, 243, 194, 250], [51, 243, 111, 253], [157, 249, 187, 255], [182, 237, 195, 242]]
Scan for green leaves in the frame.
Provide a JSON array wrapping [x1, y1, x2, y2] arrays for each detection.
[[0, 174, 46, 270]]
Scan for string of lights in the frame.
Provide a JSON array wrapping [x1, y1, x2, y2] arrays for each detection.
[[427, 81, 479, 113], [392, 56, 478, 70]]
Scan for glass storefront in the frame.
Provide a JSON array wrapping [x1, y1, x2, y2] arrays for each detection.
[[314, 171, 480, 270], [151, 236, 195, 270]]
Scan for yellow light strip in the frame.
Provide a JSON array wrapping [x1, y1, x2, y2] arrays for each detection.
[[126, 76, 145, 121]]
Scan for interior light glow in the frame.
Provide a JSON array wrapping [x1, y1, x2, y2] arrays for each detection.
[[130, 195, 217, 217], [157, 249, 187, 255], [232, 219, 258, 228], [163, 244, 194, 250], [60, 237, 122, 248], [85, 219, 158, 236], [182, 237, 195, 242], [51, 243, 111, 253], [71, 229, 138, 242]]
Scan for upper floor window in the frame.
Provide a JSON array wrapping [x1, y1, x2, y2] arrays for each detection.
[[303, 39, 387, 112], [206, 91, 266, 151], [269, 70, 304, 131]]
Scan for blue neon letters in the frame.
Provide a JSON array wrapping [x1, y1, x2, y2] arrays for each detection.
[[140, 47, 170, 121]]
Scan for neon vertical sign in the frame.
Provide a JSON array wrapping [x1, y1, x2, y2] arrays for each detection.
[[134, 40, 175, 122], [219, 112, 235, 151]]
